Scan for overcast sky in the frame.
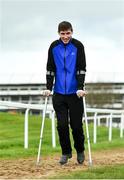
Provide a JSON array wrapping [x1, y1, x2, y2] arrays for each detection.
[[0, 0, 124, 83]]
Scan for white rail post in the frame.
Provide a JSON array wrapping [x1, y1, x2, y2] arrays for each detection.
[[24, 108, 30, 149], [120, 113, 124, 138], [93, 112, 97, 144], [51, 110, 56, 147], [109, 113, 112, 141]]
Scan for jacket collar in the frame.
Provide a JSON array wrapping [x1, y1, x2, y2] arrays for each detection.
[[59, 38, 72, 46]]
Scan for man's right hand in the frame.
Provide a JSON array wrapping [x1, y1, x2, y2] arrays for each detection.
[[43, 90, 51, 97]]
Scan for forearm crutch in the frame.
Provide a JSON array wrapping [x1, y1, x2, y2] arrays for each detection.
[[36, 96, 48, 165], [83, 96, 93, 166]]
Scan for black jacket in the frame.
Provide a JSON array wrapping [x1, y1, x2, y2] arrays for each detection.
[[46, 38, 86, 94]]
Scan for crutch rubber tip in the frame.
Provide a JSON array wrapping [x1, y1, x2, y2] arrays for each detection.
[[88, 161, 93, 167]]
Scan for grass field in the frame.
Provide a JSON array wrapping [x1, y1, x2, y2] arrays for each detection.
[[52, 164, 124, 179], [0, 111, 124, 179]]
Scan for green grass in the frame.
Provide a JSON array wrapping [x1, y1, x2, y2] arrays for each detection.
[[0, 112, 61, 159], [0, 112, 124, 179], [0, 112, 124, 159], [52, 164, 124, 179]]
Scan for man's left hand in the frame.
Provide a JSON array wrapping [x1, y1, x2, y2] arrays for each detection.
[[76, 90, 87, 98]]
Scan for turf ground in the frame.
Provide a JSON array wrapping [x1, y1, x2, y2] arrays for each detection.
[[0, 112, 124, 179]]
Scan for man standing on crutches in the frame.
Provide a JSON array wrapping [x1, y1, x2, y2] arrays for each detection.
[[44, 21, 91, 165]]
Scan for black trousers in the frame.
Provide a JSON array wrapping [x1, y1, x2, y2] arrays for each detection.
[[52, 93, 85, 155]]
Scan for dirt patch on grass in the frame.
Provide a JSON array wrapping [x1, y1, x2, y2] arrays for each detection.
[[0, 148, 124, 179]]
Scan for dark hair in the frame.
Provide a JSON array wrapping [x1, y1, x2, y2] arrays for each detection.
[[58, 21, 73, 32]]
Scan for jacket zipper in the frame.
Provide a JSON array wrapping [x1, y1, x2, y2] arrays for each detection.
[[64, 46, 67, 94]]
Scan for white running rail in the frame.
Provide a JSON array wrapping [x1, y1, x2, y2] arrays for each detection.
[[0, 100, 124, 148]]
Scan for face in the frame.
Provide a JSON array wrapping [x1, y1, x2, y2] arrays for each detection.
[[59, 30, 73, 44]]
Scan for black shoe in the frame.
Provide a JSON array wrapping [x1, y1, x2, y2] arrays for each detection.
[[77, 152, 85, 164], [59, 153, 72, 165]]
